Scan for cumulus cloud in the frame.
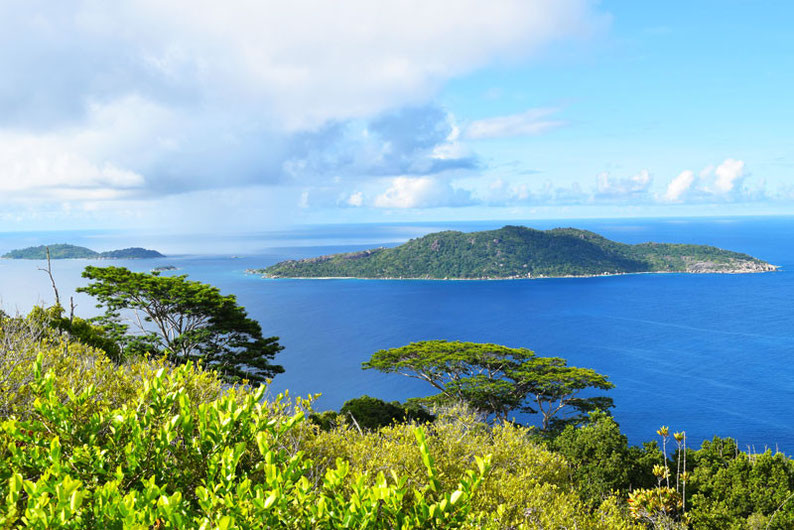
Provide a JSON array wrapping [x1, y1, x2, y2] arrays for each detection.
[[346, 191, 364, 207], [374, 177, 474, 208], [662, 170, 695, 202], [711, 158, 746, 194], [660, 159, 750, 203], [465, 108, 566, 140], [595, 169, 652, 199], [481, 178, 588, 206]]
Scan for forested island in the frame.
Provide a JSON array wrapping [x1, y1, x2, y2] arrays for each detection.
[[251, 225, 776, 279], [2, 244, 164, 260]]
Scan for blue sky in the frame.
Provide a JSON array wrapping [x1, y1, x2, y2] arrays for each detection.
[[1, 1, 792, 232]]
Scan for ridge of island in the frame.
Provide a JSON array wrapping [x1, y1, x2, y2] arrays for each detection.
[[2, 244, 165, 260], [249, 225, 777, 280]]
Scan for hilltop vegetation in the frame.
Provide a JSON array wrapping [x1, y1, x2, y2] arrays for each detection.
[[3, 265, 794, 528], [254, 225, 775, 279], [4, 305, 794, 528], [2, 244, 164, 260]]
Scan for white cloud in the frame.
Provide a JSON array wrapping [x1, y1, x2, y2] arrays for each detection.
[[374, 177, 474, 208], [711, 158, 746, 194], [122, 0, 603, 130], [346, 191, 364, 207], [0, 129, 145, 199], [465, 108, 566, 140], [661, 159, 749, 203], [478, 177, 588, 206], [297, 191, 312, 209], [595, 169, 652, 198], [0, 0, 605, 221], [663, 170, 695, 202]]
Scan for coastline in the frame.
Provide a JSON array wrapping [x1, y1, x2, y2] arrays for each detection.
[[246, 266, 779, 282]]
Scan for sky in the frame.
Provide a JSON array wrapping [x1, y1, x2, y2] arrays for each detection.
[[1, 0, 793, 233]]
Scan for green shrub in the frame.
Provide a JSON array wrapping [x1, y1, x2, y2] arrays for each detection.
[[300, 403, 637, 529], [552, 412, 658, 507], [0, 358, 491, 529], [0, 308, 223, 420]]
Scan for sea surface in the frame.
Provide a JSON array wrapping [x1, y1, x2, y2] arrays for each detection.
[[1, 216, 793, 451]]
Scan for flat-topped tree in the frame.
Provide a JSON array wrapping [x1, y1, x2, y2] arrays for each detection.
[[78, 266, 283, 383], [363, 340, 613, 430]]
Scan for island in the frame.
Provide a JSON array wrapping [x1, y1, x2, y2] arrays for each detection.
[[250, 225, 777, 280], [2, 244, 165, 260]]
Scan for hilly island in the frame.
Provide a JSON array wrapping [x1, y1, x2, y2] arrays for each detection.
[[2, 244, 164, 260], [252, 225, 777, 280]]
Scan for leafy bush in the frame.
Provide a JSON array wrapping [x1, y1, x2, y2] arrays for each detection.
[[300, 403, 637, 529], [0, 358, 492, 528], [552, 412, 658, 507], [685, 437, 794, 529], [0, 308, 222, 420]]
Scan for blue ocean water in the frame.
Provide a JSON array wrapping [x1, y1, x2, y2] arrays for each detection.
[[1, 216, 793, 451]]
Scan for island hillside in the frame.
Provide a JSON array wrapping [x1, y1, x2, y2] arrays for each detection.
[[252, 225, 776, 279], [2, 244, 164, 260]]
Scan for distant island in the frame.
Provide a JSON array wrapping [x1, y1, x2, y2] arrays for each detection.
[[250, 225, 777, 280], [2, 244, 165, 260]]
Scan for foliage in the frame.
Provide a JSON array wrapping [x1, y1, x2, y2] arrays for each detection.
[[0, 308, 223, 420], [255, 225, 772, 279], [11, 306, 794, 529], [78, 266, 283, 383], [338, 395, 435, 430], [552, 412, 658, 507], [0, 359, 491, 529], [2, 244, 99, 259], [364, 340, 613, 429], [685, 437, 794, 529], [300, 402, 637, 529], [628, 487, 686, 529], [1, 244, 163, 260], [95, 247, 164, 259]]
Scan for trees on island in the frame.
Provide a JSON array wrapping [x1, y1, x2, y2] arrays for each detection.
[[363, 340, 614, 430], [78, 266, 283, 383]]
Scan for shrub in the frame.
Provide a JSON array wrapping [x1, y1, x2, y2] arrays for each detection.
[[0, 358, 491, 528], [0, 308, 223, 420], [300, 403, 638, 529]]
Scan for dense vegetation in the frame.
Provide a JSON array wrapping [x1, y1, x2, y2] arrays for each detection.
[[2, 266, 794, 528], [4, 309, 794, 528], [254, 225, 775, 279], [2, 244, 164, 260]]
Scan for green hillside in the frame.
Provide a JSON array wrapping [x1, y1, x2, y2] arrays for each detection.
[[254, 225, 776, 279], [98, 247, 165, 259], [2, 244, 164, 259]]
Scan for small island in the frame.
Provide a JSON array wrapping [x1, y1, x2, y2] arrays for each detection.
[[250, 225, 777, 280], [2, 244, 165, 260]]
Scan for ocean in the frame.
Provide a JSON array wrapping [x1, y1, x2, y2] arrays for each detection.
[[1, 216, 793, 451]]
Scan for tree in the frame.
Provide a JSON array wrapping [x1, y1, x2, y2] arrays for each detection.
[[78, 266, 283, 383], [362, 340, 613, 429], [552, 412, 658, 507], [340, 395, 434, 430]]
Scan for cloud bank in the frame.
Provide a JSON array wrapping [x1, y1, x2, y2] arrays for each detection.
[[0, 0, 604, 218]]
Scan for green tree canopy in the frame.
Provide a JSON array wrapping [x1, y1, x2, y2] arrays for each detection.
[[78, 266, 283, 383], [363, 340, 613, 430]]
